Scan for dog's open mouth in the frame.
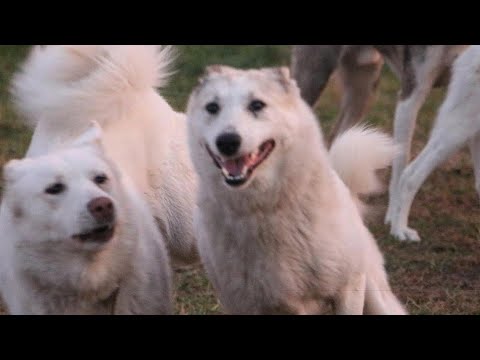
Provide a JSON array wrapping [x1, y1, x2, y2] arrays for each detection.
[[73, 223, 115, 244], [207, 139, 276, 187]]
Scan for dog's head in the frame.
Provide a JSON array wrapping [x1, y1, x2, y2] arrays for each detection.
[[187, 65, 313, 191], [2, 123, 123, 253]]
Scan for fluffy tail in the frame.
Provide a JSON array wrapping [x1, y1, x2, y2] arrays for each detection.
[[329, 125, 399, 196], [11, 45, 176, 128]]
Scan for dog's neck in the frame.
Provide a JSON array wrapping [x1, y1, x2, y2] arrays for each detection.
[[15, 235, 128, 286], [7, 211, 135, 314], [20, 274, 121, 315]]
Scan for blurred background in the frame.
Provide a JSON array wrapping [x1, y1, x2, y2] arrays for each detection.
[[0, 45, 478, 315]]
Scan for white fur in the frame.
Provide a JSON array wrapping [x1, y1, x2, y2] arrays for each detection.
[[330, 126, 401, 217], [187, 66, 406, 315], [386, 47, 447, 220], [11, 45, 198, 266], [12, 45, 175, 128], [330, 125, 401, 196], [0, 127, 172, 314], [387, 45, 480, 241]]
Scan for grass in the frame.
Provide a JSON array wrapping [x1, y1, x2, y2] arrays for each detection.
[[0, 45, 479, 315], [0, 46, 31, 179]]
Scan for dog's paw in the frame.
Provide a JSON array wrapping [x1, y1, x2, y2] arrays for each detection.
[[390, 226, 421, 242]]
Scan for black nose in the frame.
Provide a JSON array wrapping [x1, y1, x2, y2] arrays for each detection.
[[87, 197, 115, 222], [216, 133, 242, 156]]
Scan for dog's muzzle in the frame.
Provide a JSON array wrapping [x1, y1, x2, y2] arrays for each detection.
[[206, 139, 276, 187]]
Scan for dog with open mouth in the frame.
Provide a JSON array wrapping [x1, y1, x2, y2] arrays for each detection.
[[187, 65, 406, 315], [205, 132, 275, 187], [0, 124, 172, 315]]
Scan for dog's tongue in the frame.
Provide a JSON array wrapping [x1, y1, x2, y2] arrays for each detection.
[[223, 157, 247, 176]]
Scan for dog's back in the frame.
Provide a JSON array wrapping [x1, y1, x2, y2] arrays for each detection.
[[11, 45, 199, 267]]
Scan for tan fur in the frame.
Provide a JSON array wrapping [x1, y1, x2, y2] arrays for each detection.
[[187, 66, 406, 315]]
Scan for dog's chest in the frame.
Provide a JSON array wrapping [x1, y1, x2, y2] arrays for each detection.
[[16, 267, 121, 315], [199, 204, 336, 314], [28, 288, 118, 315]]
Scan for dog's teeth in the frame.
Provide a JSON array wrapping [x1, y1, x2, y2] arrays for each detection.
[[225, 174, 246, 181], [221, 168, 230, 178]]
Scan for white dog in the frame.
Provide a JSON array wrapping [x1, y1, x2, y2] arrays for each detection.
[[11, 45, 198, 266], [386, 45, 480, 241], [186, 65, 406, 315], [0, 124, 172, 315]]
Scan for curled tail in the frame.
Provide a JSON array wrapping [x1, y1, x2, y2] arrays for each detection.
[[11, 45, 176, 128], [329, 126, 399, 215]]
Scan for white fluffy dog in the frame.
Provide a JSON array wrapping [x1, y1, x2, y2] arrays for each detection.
[[386, 45, 480, 241], [11, 45, 198, 266], [187, 65, 406, 315], [0, 125, 172, 314]]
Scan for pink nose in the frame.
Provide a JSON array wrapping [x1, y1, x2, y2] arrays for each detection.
[[87, 197, 114, 222]]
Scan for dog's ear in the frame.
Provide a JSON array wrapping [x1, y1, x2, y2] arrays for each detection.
[[197, 65, 230, 85], [205, 64, 236, 76], [199, 65, 237, 83], [264, 67, 299, 93], [193, 65, 226, 93], [71, 121, 105, 154]]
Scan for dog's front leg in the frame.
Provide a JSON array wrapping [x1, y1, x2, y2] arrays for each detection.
[[389, 116, 475, 242], [386, 50, 444, 225], [333, 273, 367, 315]]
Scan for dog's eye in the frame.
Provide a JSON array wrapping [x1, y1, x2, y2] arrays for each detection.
[[45, 183, 66, 195], [94, 174, 108, 185], [248, 99, 266, 113], [205, 102, 220, 115]]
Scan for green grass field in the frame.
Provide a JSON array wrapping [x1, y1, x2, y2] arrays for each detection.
[[0, 45, 479, 315]]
